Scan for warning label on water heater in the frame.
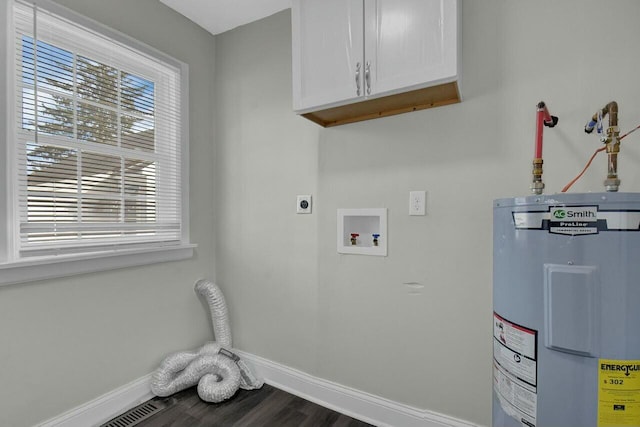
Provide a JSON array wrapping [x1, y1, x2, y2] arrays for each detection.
[[493, 312, 538, 427], [598, 359, 640, 427]]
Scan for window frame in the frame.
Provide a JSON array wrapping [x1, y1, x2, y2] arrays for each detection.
[[0, 0, 194, 286]]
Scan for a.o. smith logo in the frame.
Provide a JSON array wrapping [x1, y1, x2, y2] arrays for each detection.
[[549, 206, 598, 235], [551, 208, 596, 220], [553, 210, 566, 219]]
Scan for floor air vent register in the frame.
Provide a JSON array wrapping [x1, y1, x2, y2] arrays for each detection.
[[100, 401, 166, 427]]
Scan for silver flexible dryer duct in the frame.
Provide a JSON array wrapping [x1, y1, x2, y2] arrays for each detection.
[[151, 343, 241, 402], [150, 281, 263, 403], [195, 279, 232, 348]]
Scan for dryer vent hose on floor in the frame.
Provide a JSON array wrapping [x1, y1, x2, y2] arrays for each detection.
[[150, 281, 263, 403]]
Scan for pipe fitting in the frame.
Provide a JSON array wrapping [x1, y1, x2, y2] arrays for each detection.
[[604, 177, 621, 192], [531, 158, 544, 195], [531, 181, 545, 195], [606, 141, 620, 154]]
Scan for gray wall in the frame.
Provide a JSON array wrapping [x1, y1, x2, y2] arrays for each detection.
[[0, 1, 217, 426], [214, 2, 640, 426], [3, 1, 640, 426]]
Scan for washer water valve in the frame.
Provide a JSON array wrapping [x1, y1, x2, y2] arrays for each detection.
[[372, 234, 380, 246], [350, 233, 359, 245]]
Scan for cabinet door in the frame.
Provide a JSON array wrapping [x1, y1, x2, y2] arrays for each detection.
[[292, 0, 365, 111], [364, 0, 459, 97]]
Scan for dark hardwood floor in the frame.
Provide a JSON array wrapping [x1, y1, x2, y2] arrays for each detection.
[[110, 384, 374, 427]]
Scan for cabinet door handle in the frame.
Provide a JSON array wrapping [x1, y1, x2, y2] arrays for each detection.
[[355, 62, 361, 96], [365, 61, 371, 95]]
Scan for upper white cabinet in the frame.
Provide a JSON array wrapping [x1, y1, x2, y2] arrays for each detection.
[[292, 0, 364, 111], [292, 0, 461, 127]]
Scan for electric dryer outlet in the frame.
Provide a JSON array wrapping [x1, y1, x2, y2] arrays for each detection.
[[297, 195, 312, 214]]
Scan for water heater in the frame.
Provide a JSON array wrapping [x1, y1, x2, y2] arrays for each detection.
[[493, 192, 640, 427]]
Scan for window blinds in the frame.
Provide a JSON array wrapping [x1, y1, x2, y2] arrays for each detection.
[[13, 1, 184, 257]]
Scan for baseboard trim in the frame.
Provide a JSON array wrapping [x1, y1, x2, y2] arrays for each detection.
[[35, 353, 482, 427], [236, 351, 482, 427], [35, 374, 153, 427]]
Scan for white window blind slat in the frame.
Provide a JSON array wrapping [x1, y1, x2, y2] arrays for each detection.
[[13, 0, 184, 258]]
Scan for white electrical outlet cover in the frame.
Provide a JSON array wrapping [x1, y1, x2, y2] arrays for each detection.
[[297, 195, 312, 214], [409, 191, 426, 216]]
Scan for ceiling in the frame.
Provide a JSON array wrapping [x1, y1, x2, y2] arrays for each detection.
[[159, 0, 292, 35]]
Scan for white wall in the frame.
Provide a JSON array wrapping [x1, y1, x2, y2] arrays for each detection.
[[214, 2, 640, 426], [0, 1, 217, 426]]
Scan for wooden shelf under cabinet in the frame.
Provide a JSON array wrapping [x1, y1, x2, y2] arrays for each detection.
[[300, 81, 460, 128]]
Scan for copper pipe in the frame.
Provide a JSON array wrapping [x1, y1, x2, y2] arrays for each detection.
[[607, 101, 618, 127], [585, 101, 618, 130], [585, 101, 620, 191]]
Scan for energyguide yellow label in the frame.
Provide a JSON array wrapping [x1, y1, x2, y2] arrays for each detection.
[[598, 359, 640, 427]]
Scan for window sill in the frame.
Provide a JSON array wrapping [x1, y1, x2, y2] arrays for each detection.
[[0, 244, 196, 287]]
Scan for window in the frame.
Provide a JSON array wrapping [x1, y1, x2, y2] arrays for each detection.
[[0, 0, 192, 284]]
